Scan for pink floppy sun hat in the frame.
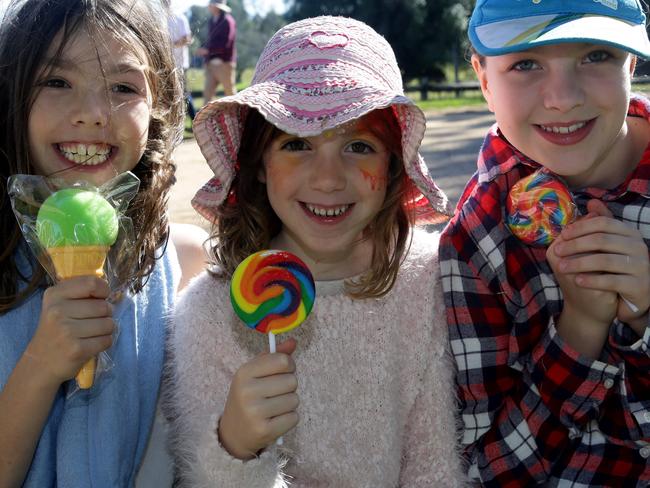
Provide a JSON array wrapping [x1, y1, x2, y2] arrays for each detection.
[[192, 15, 452, 225]]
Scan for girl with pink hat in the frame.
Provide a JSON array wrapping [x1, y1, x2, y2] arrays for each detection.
[[163, 16, 467, 486]]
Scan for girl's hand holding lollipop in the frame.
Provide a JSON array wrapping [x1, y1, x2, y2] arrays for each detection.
[[219, 250, 315, 457]]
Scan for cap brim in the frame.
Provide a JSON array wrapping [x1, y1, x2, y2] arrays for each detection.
[[471, 14, 650, 58]]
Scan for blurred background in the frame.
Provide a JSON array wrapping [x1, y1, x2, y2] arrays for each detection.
[[175, 0, 485, 120]]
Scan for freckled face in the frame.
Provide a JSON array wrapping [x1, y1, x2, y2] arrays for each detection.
[[260, 114, 391, 278], [28, 27, 152, 186]]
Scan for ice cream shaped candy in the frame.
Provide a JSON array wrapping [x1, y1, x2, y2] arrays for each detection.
[[506, 170, 576, 247], [230, 250, 315, 352], [36, 188, 119, 388]]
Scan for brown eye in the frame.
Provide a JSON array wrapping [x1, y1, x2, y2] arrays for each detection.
[[111, 84, 136, 94], [347, 141, 373, 154], [281, 139, 309, 151], [42, 78, 69, 88]]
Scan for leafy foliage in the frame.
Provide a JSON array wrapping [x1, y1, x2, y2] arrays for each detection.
[[285, 0, 473, 82]]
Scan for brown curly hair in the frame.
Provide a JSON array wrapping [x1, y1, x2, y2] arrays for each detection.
[[209, 107, 414, 299], [0, 0, 184, 314]]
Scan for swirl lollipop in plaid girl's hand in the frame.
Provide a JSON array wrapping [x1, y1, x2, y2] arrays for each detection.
[[506, 170, 639, 313], [506, 170, 577, 247]]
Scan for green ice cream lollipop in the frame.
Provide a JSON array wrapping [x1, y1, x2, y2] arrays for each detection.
[[35, 188, 119, 389], [36, 188, 119, 248]]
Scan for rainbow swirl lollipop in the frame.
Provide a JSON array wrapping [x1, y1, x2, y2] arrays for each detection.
[[506, 170, 576, 246], [230, 250, 315, 343]]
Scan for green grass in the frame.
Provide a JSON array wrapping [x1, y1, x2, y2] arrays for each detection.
[[409, 89, 487, 112]]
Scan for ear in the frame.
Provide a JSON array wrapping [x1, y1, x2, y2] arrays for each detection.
[[257, 165, 266, 183], [629, 54, 638, 77], [471, 54, 495, 113]]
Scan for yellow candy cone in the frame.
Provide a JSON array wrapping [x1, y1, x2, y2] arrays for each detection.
[[48, 245, 109, 388]]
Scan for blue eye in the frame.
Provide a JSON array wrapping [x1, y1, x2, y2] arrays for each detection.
[[585, 50, 611, 63], [512, 59, 539, 71]]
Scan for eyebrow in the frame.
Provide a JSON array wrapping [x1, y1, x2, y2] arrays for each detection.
[[45, 57, 147, 75]]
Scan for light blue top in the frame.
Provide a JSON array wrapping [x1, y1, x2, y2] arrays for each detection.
[[0, 240, 180, 488]]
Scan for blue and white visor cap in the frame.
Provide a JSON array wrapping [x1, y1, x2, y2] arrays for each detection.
[[469, 0, 650, 58]]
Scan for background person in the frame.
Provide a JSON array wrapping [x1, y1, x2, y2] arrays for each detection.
[[165, 0, 197, 120], [196, 0, 236, 105]]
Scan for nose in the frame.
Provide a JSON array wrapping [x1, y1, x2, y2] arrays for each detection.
[[69, 88, 110, 127], [308, 149, 347, 192], [542, 65, 585, 113]]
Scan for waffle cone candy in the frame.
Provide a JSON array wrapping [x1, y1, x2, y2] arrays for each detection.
[[506, 170, 576, 246], [230, 250, 315, 336], [47, 245, 109, 280], [36, 188, 119, 388]]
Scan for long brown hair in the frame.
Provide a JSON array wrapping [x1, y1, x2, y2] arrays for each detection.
[[0, 0, 184, 314], [209, 107, 414, 299]]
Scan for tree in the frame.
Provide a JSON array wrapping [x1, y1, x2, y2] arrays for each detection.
[[285, 0, 472, 82]]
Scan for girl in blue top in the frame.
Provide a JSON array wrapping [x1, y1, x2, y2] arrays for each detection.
[[0, 0, 205, 486]]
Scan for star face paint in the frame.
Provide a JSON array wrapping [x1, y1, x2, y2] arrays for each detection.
[[322, 120, 357, 139]]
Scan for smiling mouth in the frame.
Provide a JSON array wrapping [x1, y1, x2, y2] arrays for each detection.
[[538, 121, 588, 134], [57, 143, 113, 166], [304, 203, 352, 217]]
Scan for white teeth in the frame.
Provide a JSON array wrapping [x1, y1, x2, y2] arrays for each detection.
[[58, 143, 111, 166], [540, 121, 587, 134], [305, 203, 350, 217]]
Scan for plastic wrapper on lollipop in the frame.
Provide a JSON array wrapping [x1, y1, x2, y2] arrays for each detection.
[[7, 171, 140, 393], [506, 168, 577, 247]]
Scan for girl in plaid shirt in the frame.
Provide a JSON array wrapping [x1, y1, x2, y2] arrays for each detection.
[[441, 0, 650, 485]]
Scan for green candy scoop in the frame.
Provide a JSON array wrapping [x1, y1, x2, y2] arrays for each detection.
[[36, 188, 119, 249]]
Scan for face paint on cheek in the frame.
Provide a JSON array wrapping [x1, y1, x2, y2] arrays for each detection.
[[358, 163, 388, 191], [264, 153, 303, 185]]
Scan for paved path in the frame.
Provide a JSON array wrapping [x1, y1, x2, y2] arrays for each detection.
[[168, 106, 495, 227]]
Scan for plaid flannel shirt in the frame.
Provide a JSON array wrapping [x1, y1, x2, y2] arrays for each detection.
[[440, 95, 650, 487]]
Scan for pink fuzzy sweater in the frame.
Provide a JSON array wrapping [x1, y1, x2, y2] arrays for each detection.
[[164, 230, 467, 487]]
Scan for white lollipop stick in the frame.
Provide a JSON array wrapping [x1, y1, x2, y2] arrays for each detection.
[[268, 331, 284, 446], [621, 296, 639, 314]]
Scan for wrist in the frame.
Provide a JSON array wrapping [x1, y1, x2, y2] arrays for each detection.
[[16, 348, 63, 395], [217, 416, 256, 461], [556, 305, 610, 360]]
